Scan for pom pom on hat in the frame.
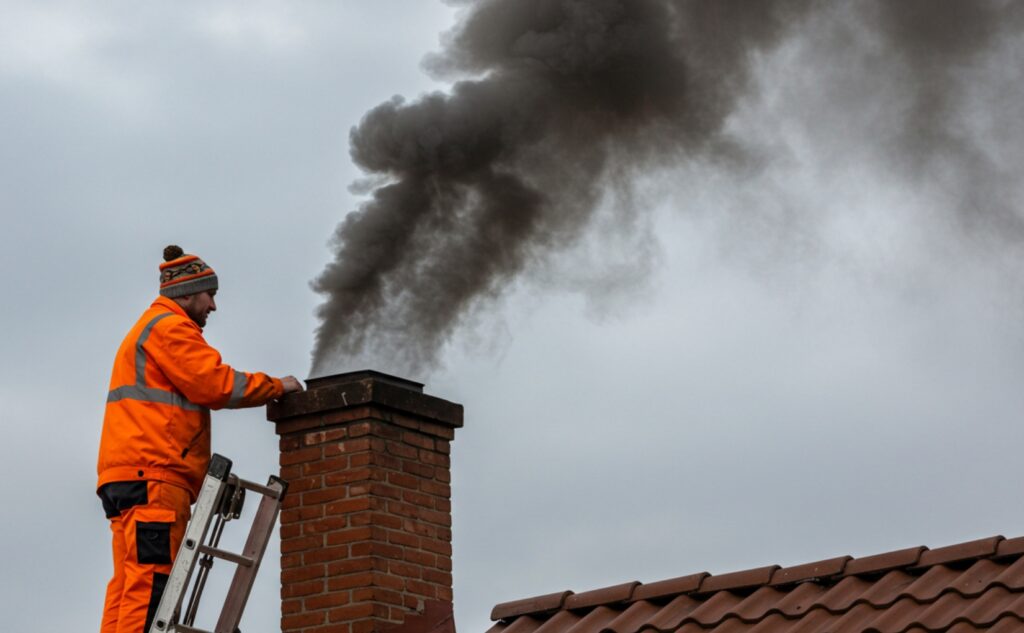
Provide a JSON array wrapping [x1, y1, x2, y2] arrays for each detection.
[[163, 244, 185, 262], [159, 244, 218, 298]]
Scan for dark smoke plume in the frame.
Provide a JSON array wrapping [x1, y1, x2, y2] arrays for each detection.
[[311, 0, 1024, 376]]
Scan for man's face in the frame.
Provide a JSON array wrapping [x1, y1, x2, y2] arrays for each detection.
[[180, 290, 217, 328]]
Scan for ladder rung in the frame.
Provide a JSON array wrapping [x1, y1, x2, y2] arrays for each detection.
[[198, 545, 254, 567], [235, 478, 283, 498]]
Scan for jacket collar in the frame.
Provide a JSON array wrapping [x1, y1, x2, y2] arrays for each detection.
[[152, 295, 189, 319]]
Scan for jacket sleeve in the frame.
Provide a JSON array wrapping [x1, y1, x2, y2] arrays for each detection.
[[148, 316, 284, 409]]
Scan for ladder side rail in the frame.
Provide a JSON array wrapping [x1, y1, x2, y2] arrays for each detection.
[[213, 477, 288, 633], [151, 454, 233, 633]]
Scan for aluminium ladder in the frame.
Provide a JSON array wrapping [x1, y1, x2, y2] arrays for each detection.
[[148, 454, 288, 633]]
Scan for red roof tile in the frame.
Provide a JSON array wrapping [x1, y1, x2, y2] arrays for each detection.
[[487, 535, 1024, 633]]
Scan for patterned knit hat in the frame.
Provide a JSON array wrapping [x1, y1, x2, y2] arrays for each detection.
[[159, 245, 219, 298]]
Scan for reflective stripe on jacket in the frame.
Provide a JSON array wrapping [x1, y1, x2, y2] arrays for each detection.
[[97, 296, 284, 499]]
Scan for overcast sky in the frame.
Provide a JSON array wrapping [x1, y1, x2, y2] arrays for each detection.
[[3, 2, 1024, 633]]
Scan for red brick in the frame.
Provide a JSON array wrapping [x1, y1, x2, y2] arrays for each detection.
[[303, 545, 350, 565], [365, 542, 401, 561], [283, 564, 326, 583], [304, 515, 349, 535], [326, 527, 373, 546], [421, 539, 452, 556], [288, 475, 323, 494], [435, 469, 451, 483], [281, 535, 322, 554], [305, 428, 329, 444], [406, 579, 438, 599], [387, 500, 420, 520], [387, 471, 421, 490], [281, 446, 322, 466], [419, 450, 449, 467], [370, 482, 403, 500], [282, 579, 324, 598], [280, 463, 303, 479], [372, 452, 402, 471], [371, 588, 405, 606], [281, 505, 323, 524], [305, 592, 352, 610], [339, 438, 372, 453], [386, 441, 418, 459], [350, 452, 372, 467], [280, 435, 301, 451], [419, 507, 452, 527], [388, 560, 423, 579], [401, 460, 435, 479], [403, 519, 437, 538], [436, 555, 452, 571], [434, 440, 451, 455], [327, 557, 376, 576], [324, 468, 374, 487], [281, 553, 302, 569], [374, 570, 407, 591], [388, 530, 420, 548], [421, 480, 450, 498], [374, 423, 403, 439], [283, 610, 326, 629], [404, 549, 435, 566], [435, 498, 451, 513], [308, 623, 351, 633], [327, 572, 374, 591], [423, 569, 452, 586], [438, 586, 453, 602], [403, 432, 434, 451], [402, 489, 434, 508], [353, 619, 386, 633], [348, 421, 373, 437], [320, 406, 372, 425], [280, 523, 302, 540], [303, 486, 350, 505], [325, 497, 372, 516], [369, 512, 403, 529], [283, 598, 302, 615], [306, 455, 350, 474]]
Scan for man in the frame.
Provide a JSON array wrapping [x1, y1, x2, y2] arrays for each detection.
[[96, 245, 303, 633]]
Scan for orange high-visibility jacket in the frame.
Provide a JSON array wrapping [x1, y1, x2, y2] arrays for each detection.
[[97, 296, 283, 499]]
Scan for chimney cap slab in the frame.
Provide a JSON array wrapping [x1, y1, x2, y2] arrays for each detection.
[[267, 370, 463, 429]]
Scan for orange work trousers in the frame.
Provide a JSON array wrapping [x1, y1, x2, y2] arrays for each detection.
[[99, 480, 191, 633]]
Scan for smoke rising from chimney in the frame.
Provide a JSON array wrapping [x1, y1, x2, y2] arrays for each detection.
[[311, 0, 1024, 376]]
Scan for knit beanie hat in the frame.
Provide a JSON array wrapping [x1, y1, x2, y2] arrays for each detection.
[[159, 245, 219, 298]]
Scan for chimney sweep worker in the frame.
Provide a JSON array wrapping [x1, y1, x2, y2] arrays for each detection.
[[96, 245, 304, 633]]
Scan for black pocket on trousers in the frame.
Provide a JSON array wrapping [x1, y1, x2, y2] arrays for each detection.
[[137, 522, 172, 564]]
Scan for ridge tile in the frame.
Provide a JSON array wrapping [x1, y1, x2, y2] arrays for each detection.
[[566, 582, 640, 610], [700, 566, 779, 594], [844, 546, 925, 577], [492, 591, 574, 621], [915, 536, 1004, 568], [770, 556, 850, 586], [633, 574, 708, 602]]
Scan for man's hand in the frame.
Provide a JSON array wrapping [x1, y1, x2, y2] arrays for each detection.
[[280, 376, 305, 394]]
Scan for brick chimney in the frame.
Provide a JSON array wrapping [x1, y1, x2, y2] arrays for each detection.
[[267, 371, 463, 633]]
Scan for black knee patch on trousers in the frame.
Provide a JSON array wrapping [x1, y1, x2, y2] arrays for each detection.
[[137, 522, 173, 564], [144, 572, 169, 633]]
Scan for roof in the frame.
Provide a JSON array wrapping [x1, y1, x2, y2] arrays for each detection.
[[486, 535, 1024, 633]]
